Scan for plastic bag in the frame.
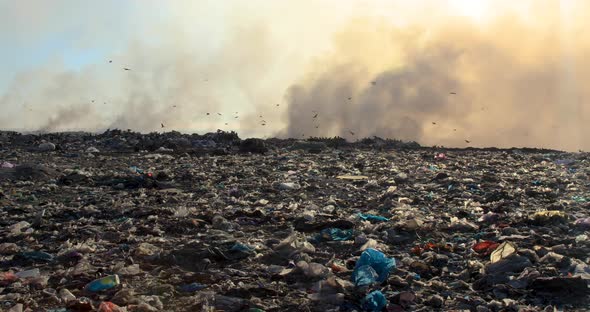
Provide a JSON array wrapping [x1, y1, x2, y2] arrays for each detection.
[[361, 290, 387, 311], [358, 213, 389, 223], [315, 228, 354, 242], [351, 249, 395, 286]]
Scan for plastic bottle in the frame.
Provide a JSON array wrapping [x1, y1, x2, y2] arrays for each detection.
[[15, 268, 40, 279], [85, 275, 120, 292]]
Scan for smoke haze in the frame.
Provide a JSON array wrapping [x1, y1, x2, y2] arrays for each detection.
[[284, 1, 590, 151], [1, 1, 589, 150]]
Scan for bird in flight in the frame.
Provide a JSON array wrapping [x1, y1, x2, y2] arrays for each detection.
[[450, 92, 456, 95], [465, 139, 470, 143], [349, 131, 355, 136], [217, 113, 222, 116], [432, 122, 436, 125], [276, 104, 280, 107], [371, 81, 376, 85], [313, 113, 318, 118], [453, 129, 457, 131], [347, 97, 352, 100], [206, 113, 210, 115], [315, 125, 319, 129], [161, 123, 165, 128], [123, 68, 131, 71], [172, 105, 177, 108], [109, 60, 112, 63]]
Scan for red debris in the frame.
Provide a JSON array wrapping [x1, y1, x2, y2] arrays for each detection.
[[434, 153, 446, 160], [473, 241, 500, 254], [98, 301, 124, 312]]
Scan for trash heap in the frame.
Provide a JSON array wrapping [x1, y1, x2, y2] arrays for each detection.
[[0, 130, 589, 311]]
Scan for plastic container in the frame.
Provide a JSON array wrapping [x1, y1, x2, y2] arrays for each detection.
[[85, 275, 120, 292]]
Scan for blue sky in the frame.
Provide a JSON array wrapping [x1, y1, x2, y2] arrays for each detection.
[[0, 1, 159, 89]]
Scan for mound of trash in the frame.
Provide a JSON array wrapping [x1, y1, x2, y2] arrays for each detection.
[[0, 130, 588, 311]]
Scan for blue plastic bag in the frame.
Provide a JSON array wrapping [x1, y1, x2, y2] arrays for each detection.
[[316, 228, 354, 242], [311, 228, 353, 243], [352, 265, 379, 287], [351, 248, 396, 286], [230, 243, 254, 253], [129, 166, 144, 174], [358, 213, 389, 223], [361, 290, 387, 311]]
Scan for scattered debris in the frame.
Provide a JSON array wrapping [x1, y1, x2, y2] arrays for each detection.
[[0, 130, 587, 310]]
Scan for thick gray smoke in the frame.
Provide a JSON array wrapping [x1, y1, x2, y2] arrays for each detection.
[[283, 10, 590, 151], [1, 1, 589, 151]]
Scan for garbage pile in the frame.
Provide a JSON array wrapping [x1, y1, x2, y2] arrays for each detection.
[[0, 130, 589, 311]]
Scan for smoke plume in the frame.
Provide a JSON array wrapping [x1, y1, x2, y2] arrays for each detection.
[[283, 2, 590, 151], [1, 1, 589, 151]]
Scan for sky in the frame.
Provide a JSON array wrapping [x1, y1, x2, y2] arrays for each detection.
[[0, 0, 589, 151]]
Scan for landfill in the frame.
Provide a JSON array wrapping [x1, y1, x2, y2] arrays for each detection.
[[0, 129, 589, 311]]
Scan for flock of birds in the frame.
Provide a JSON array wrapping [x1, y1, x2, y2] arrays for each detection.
[[89, 61, 472, 143]]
